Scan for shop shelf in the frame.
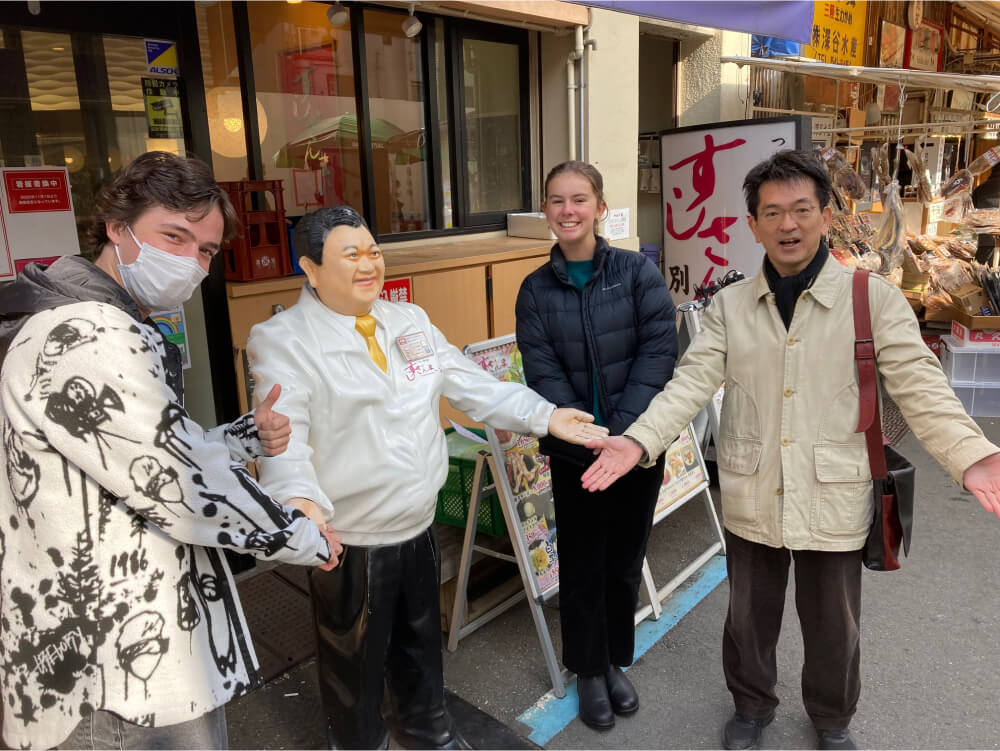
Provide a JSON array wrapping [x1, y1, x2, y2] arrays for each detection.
[[436, 428, 507, 537], [940, 336, 1000, 386]]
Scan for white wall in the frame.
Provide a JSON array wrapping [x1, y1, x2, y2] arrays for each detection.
[[583, 8, 640, 251], [677, 30, 750, 127]]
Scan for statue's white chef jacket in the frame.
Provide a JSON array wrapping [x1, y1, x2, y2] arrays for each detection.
[[247, 284, 555, 546]]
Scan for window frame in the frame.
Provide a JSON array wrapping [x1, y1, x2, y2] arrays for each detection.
[[447, 18, 532, 229], [237, 2, 532, 242]]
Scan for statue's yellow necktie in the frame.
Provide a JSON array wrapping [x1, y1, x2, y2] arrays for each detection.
[[355, 314, 387, 373]]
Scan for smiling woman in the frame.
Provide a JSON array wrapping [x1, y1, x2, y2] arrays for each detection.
[[515, 160, 678, 732]]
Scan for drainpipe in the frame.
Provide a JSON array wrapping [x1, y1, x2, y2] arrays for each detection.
[[567, 25, 584, 161], [581, 31, 597, 163]]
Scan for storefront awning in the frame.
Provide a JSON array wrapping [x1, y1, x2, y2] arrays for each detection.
[[575, 1, 814, 43], [721, 55, 1000, 94]]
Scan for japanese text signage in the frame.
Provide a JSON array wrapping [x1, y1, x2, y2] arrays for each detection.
[[0, 166, 80, 281], [379, 278, 412, 303], [3, 170, 71, 213], [661, 118, 806, 304], [142, 77, 183, 139], [802, 1, 868, 66]]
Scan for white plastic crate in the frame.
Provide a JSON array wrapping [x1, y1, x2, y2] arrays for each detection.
[[949, 383, 1000, 417], [940, 336, 1000, 386]]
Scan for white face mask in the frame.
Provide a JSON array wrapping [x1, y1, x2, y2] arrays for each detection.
[[115, 226, 208, 311]]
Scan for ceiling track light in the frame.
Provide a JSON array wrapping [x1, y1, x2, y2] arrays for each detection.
[[402, 3, 422, 38], [327, 1, 348, 27]]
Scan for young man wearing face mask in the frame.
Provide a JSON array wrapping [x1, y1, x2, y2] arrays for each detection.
[[247, 206, 608, 750], [0, 151, 342, 750]]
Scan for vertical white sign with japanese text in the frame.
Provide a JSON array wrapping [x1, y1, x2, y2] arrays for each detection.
[[661, 118, 805, 304]]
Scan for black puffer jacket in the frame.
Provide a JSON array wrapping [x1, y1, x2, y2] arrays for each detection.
[[516, 237, 677, 465]]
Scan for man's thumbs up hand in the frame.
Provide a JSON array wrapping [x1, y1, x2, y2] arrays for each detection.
[[254, 384, 292, 456]]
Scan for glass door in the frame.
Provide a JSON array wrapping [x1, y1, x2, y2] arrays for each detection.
[[0, 27, 186, 256]]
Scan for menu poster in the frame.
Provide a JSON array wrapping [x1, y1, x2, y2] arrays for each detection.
[[466, 337, 560, 598], [654, 424, 708, 518]]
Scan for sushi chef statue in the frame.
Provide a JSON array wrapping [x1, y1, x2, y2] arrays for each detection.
[[247, 206, 606, 750]]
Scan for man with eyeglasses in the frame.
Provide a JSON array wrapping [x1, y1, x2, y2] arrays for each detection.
[[581, 149, 1000, 751]]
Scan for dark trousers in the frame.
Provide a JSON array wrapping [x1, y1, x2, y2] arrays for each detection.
[[722, 531, 863, 731], [549, 454, 664, 677], [309, 528, 453, 750]]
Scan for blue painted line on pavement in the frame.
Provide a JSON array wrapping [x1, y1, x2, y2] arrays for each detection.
[[516, 555, 728, 747]]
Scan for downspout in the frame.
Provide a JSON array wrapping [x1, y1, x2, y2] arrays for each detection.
[[581, 31, 597, 163], [567, 25, 584, 161]]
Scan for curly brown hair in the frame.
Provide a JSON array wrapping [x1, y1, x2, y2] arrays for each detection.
[[89, 151, 239, 254]]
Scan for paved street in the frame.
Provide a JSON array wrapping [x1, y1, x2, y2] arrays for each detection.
[[230, 417, 1000, 750]]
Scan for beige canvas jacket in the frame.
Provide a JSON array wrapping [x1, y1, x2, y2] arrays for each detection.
[[626, 254, 999, 551]]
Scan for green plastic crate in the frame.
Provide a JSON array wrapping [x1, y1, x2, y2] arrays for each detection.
[[435, 428, 507, 537]]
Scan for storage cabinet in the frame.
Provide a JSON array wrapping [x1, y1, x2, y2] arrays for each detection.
[[489, 256, 548, 337]]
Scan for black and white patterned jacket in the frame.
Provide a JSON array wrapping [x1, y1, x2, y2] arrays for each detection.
[[0, 259, 331, 748]]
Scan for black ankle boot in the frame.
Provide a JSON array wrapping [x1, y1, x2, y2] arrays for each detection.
[[723, 710, 775, 750], [817, 729, 856, 750], [577, 674, 615, 730], [605, 666, 639, 715]]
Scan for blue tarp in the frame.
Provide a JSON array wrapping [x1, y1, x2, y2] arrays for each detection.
[[751, 35, 802, 57], [574, 1, 814, 44]]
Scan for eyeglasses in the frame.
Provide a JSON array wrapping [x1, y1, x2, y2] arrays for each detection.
[[758, 205, 820, 226]]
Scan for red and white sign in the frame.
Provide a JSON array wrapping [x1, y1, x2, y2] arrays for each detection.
[[951, 321, 1000, 347], [379, 277, 412, 304], [3, 170, 72, 213], [660, 119, 802, 304], [1, 166, 80, 281]]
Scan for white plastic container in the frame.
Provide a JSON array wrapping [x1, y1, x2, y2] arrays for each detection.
[[940, 336, 1000, 386], [949, 383, 1000, 417], [506, 212, 555, 240]]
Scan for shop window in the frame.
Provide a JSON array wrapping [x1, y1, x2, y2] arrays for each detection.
[[431, 18, 453, 229], [0, 27, 186, 256], [205, 4, 531, 239], [363, 8, 430, 235], [197, 0, 252, 181], [453, 30, 529, 226], [247, 1, 363, 219]]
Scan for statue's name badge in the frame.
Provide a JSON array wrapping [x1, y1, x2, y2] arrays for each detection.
[[396, 332, 434, 362]]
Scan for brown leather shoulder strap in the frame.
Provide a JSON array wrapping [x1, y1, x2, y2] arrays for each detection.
[[852, 269, 888, 479]]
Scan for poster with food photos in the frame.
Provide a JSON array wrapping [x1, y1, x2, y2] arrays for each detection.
[[654, 423, 708, 519], [465, 336, 559, 599]]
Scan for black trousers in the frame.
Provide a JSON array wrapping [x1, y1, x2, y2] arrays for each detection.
[[549, 454, 664, 677], [309, 527, 453, 750], [722, 531, 863, 731]]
